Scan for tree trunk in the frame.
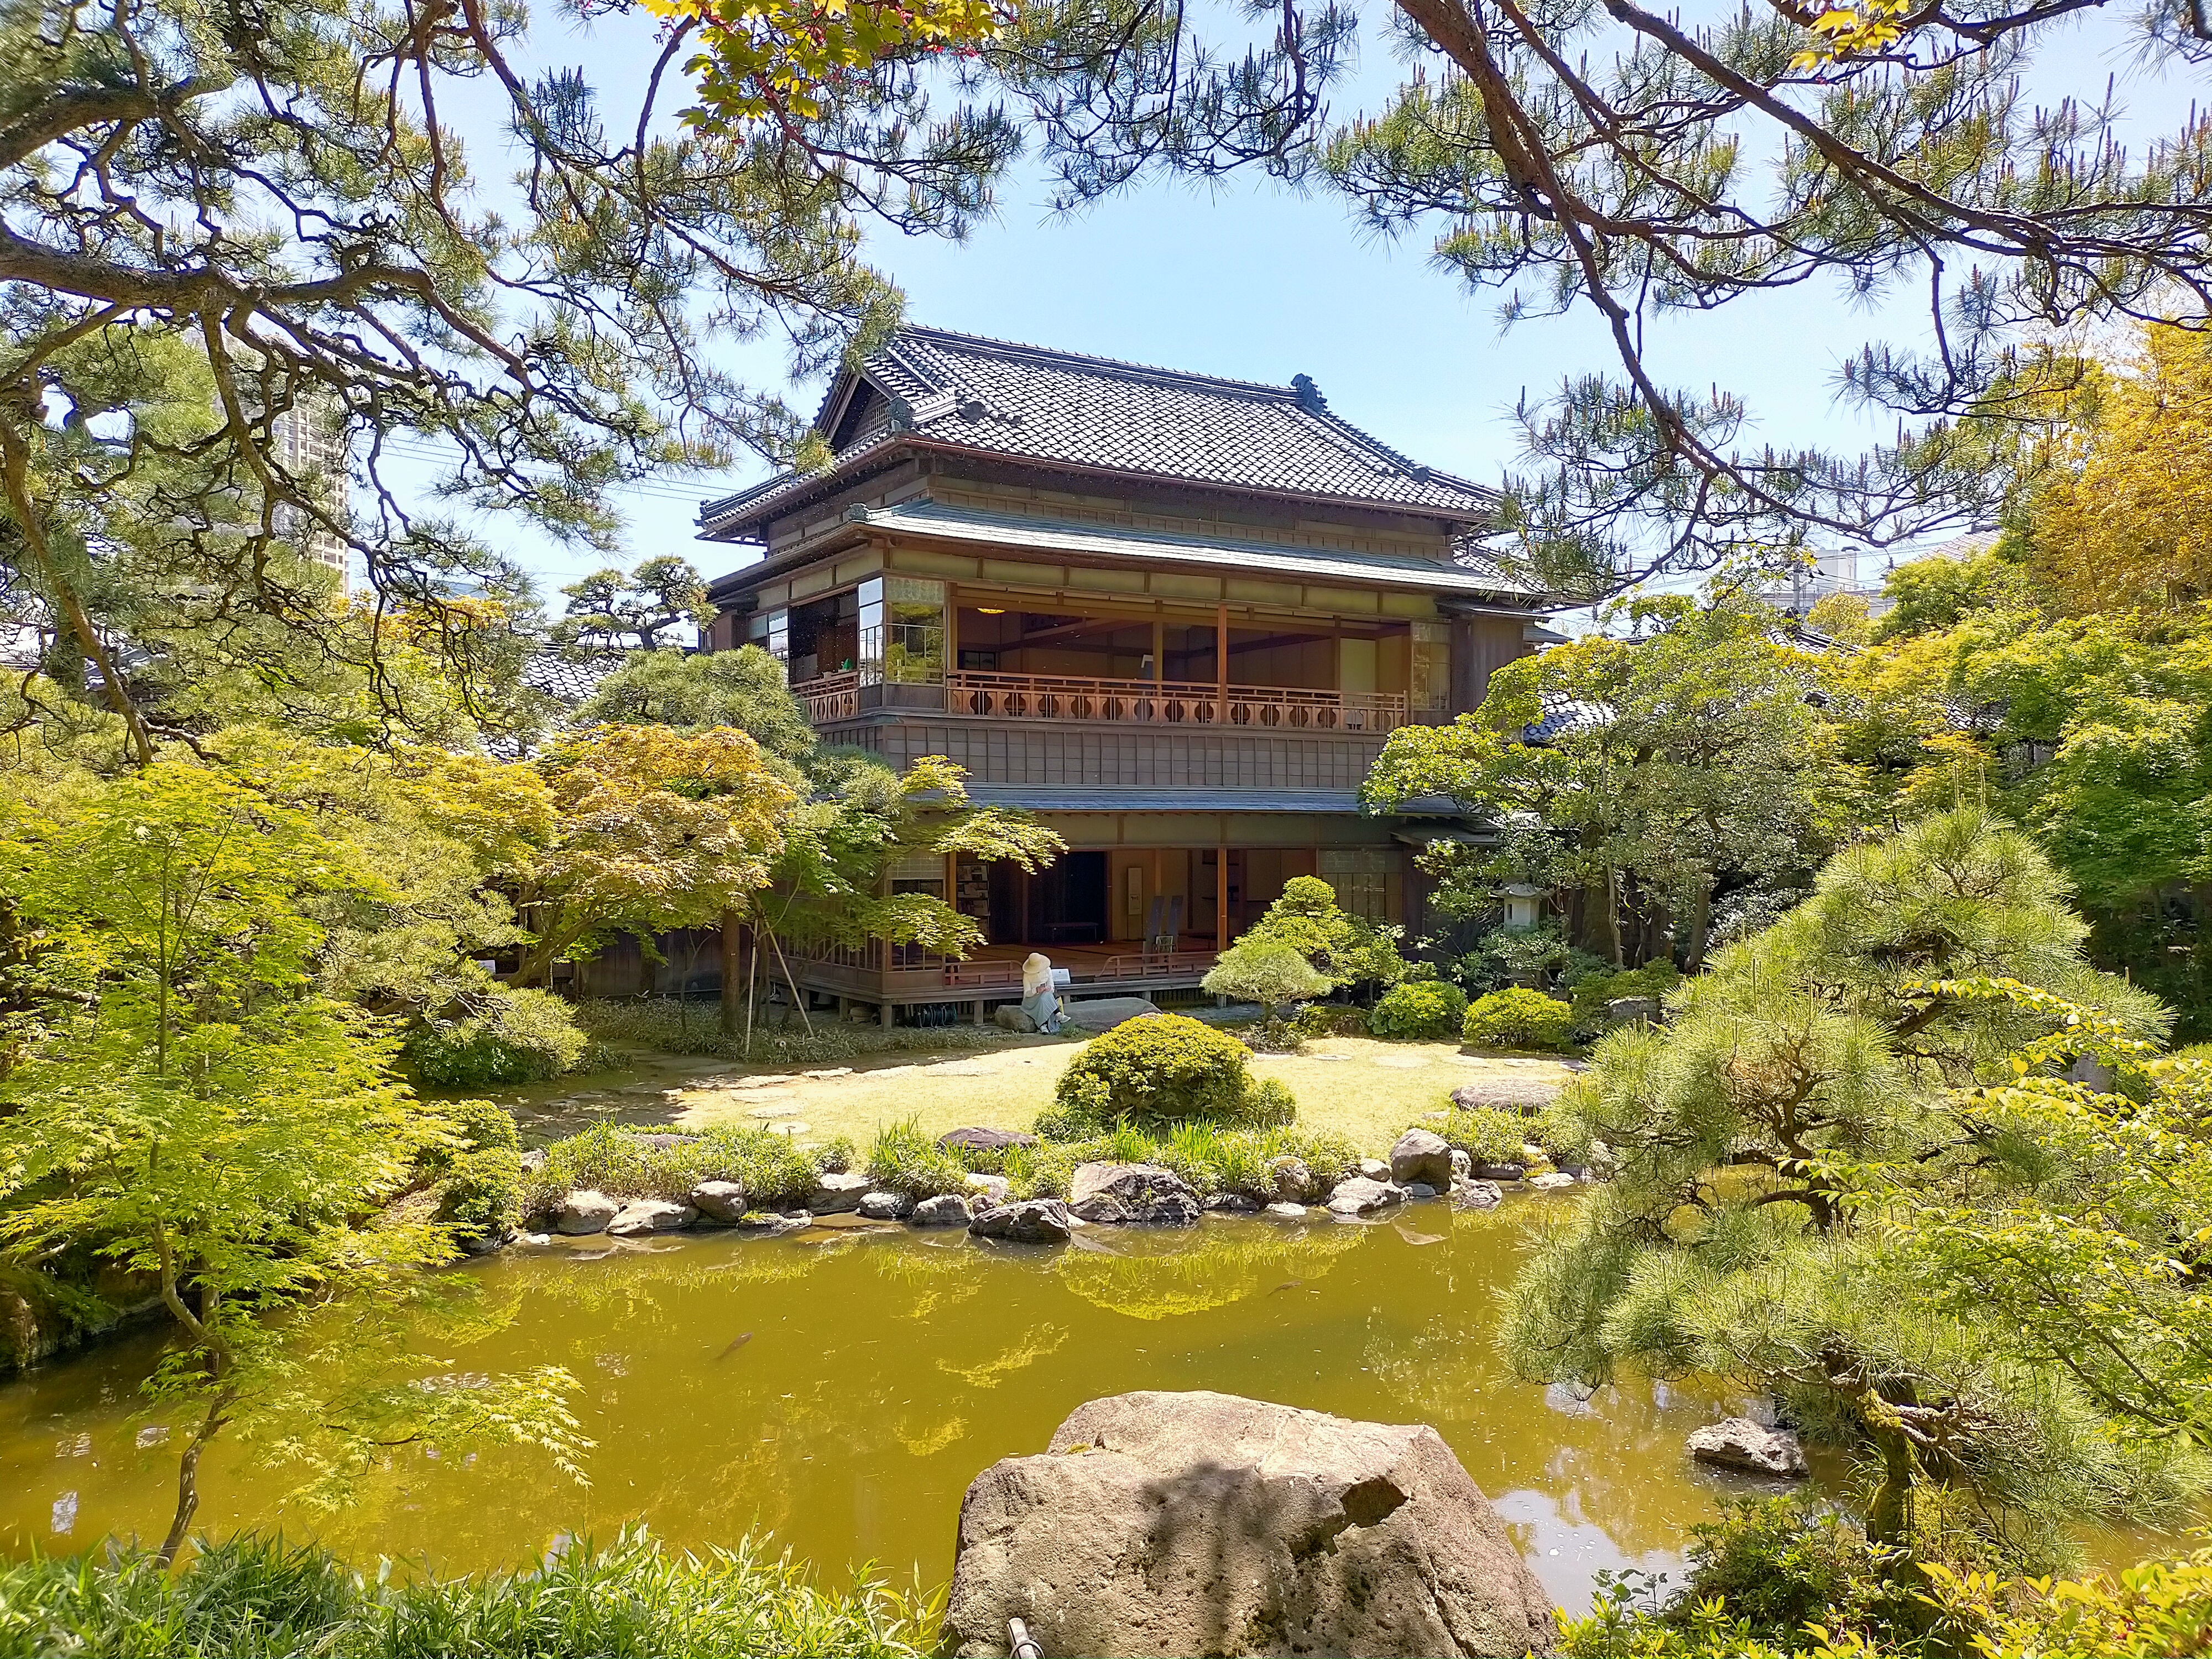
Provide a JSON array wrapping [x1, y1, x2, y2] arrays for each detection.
[[1860, 1389, 1919, 1550], [1683, 881, 1713, 972], [720, 908, 745, 1035], [1604, 865, 1625, 967], [158, 1384, 234, 1567]]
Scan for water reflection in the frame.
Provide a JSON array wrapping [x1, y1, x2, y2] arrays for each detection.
[[1, 1204, 1790, 1611]]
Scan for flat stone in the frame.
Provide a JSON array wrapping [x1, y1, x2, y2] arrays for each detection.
[[768, 1121, 810, 1138], [944, 1391, 1557, 1659], [553, 1190, 619, 1236], [688, 1180, 748, 1223], [1326, 1176, 1406, 1218], [1528, 1172, 1580, 1191], [746, 1103, 801, 1119], [729, 1209, 811, 1236], [1068, 1162, 1201, 1227], [968, 1199, 1074, 1245], [1205, 1192, 1263, 1213], [963, 1172, 1011, 1206], [1060, 997, 1161, 1031], [1469, 1162, 1526, 1182], [1389, 1128, 1454, 1189], [806, 1171, 869, 1213], [1357, 1157, 1392, 1182], [938, 1126, 1038, 1154], [1265, 1201, 1310, 1219], [857, 1191, 915, 1220], [605, 1199, 695, 1237], [911, 1193, 974, 1227], [804, 1067, 853, 1079], [1403, 1182, 1439, 1200], [1449, 1078, 1562, 1116], [1452, 1180, 1504, 1211], [1687, 1418, 1808, 1478]]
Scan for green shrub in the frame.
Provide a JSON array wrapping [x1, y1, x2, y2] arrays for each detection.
[[408, 987, 589, 1087], [864, 1119, 970, 1198], [1568, 961, 1683, 1028], [0, 1528, 940, 1658], [1004, 1121, 1358, 1203], [1462, 987, 1574, 1050], [522, 1123, 821, 1217], [1201, 941, 1331, 1021], [424, 1099, 524, 1241], [1047, 1013, 1264, 1133], [1432, 1105, 1528, 1166], [1291, 1003, 1368, 1039], [1368, 980, 1469, 1040]]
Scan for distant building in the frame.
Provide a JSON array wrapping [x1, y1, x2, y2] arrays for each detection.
[[695, 326, 1559, 1023], [268, 399, 351, 585], [1755, 549, 1892, 622]]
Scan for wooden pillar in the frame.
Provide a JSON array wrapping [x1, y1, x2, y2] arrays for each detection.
[[1151, 617, 1164, 683], [1216, 838, 1230, 951], [1215, 603, 1229, 722], [881, 999, 895, 1029], [946, 587, 960, 675]]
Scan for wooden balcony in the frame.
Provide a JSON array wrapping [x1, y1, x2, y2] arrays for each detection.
[[795, 670, 862, 724], [943, 671, 1405, 732]]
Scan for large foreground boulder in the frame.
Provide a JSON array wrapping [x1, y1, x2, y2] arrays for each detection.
[[968, 1199, 1074, 1244], [945, 1391, 1556, 1658], [1068, 1161, 1201, 1225]]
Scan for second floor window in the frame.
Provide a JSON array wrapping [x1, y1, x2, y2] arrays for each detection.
[[859, 576, 946, 684]]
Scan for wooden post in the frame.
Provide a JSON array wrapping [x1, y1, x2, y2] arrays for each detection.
[[1151, 617, 1164, 683], [1216, 838, 1230, 951], [1215, 603, 1229, 722]]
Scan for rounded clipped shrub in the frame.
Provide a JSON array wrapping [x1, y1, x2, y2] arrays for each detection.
[[408, 987, 588, 1087], [1463, 987, 1575, 1051], [1048, 1013, 1260, 1134], [426, 1097, 524, 1241], [1368, 979, 1469, 1040]]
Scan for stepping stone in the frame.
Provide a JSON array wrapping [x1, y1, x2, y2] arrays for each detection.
[[804, 1067, 853, 1079], [768, 1121, 810, 1137], [1375, 1055, 1428, 1069], [748, 1104, 801, 1119]]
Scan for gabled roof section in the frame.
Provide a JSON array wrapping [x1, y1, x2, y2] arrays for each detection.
[[701, 327, 1500, 538]]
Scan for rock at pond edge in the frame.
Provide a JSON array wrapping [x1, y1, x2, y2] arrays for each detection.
[[1068, 1161, 1201, 1226], [1389, 1128, 1453, 1190], [910, 1193, 974, 1227], [938, 1126, 1039, 1154], [1687, 1417, 1808, 1478], [945, 1390, 1557, 1658], [688, 1180, 748, 1224], [553, 1190, 618, 1236], [968, 1199, 1074, 1244], [807, 1171, 869, 1214]]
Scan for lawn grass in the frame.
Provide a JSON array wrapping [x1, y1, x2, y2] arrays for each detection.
[[505, 1030, 1578, 1160]]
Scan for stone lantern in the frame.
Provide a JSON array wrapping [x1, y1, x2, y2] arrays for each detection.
[[1495, 883, 1544, 932]]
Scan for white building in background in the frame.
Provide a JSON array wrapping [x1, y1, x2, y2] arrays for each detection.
[[1757, 548, 1893, 622], [268, 399, 351, 587]]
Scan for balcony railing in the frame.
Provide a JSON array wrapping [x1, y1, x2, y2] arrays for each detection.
[[943, 671, 1406, 732], [778, 937, 1220, 995], [794, 670, 861, 725]]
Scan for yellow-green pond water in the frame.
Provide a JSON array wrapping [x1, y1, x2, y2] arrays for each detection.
[[0, 1201, 1806, 1613]]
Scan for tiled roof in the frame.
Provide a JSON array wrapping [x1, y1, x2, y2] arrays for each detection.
[[701, 327, 1499, 534], [523, 649, 629, 708], [953, 785, 1471, 815], [843, 500, 1540, 600]]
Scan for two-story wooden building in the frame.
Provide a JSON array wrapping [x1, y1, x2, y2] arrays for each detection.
[[698, 327, 1557, 1022]]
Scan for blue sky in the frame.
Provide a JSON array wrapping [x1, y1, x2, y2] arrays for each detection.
[[389, 5, 2199, 608]]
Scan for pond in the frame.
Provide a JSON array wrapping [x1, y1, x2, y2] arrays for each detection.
[[0, 1202, 1809, 1613]]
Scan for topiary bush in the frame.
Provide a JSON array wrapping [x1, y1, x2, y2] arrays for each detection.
[[1463, 987, 1575, 1050], [1201, 940, 1330, 1022], [408, 987, 588, 1087], [1368, 980, 1469, 1040], [1568, 961, 1682, 1030], [1043, 1013, 1290, 1135], [423, 1098, 523, 1242]]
